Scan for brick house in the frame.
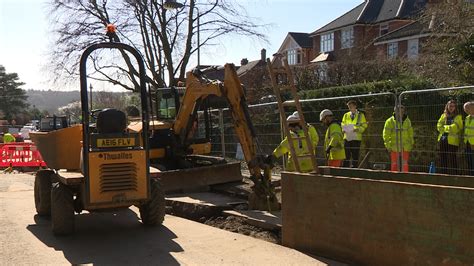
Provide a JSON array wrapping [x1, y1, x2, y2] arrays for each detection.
[[236, 49, 272, 103], [271, 0, 431, 67], [272, 32, 314, 67], [309, 0, 428, 63], [373, 20, 431, 59]]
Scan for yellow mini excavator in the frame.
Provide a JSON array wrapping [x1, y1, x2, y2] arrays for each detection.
[[150, 65, 280, 211]]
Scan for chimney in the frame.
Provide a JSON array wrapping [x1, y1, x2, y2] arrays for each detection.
[[241, 58, 249, 66], [261, 49, 266, 62], [428, 13, 436, 30]]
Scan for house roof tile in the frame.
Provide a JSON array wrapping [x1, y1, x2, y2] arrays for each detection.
[[374, 20, 429, 43], [310, 3, 365, 35], [376, 0, 402, 22], [236, 60, 262, 76], [357, 0, 385, 23], [311, 0, 426, 35], [398, 0, 427, 19], [288, 32, 312, 48]]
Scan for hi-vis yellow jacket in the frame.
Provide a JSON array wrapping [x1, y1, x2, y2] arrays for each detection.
[[324, 122, 345, 160], [3, 133, 15, 143], [437, 114, 463, 146], [273, 124, 318, 172], [383, 115, 414, 152], [341, 111, 367, 141], [464, 115, 474, 145]]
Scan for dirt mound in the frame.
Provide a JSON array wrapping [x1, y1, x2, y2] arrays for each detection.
[[204, 216, 280, 244]]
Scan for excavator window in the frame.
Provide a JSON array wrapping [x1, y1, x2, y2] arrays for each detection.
[[154, 87, 181, 120], [153, 86, 212, 145]]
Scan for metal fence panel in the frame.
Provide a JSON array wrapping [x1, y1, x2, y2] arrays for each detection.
[[399, 86, 474, 174], [208, 86, 474, 176], [209, 92, 396, 171]]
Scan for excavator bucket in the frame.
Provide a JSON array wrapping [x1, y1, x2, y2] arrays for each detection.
[[150, 161, 243, 193], [247, 167, 280, 211]]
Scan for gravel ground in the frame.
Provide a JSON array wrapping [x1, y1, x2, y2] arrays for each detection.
[[0, 171, 35, 192], [4, 171, 282, 245]]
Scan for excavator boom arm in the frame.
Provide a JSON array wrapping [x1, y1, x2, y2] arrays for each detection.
[[172, 64, 278, 210], [173, 70, 222, 140]]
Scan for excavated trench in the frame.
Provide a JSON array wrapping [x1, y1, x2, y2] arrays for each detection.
[[165, 178, 281, 244]]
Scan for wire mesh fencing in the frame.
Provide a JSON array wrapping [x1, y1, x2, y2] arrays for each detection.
[[208, 92, 396, 172], [399, 86, 474, 175], [208, 86, 474, 176]]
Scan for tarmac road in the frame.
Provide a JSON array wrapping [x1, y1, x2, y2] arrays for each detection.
[[0, 173, 328, 265]]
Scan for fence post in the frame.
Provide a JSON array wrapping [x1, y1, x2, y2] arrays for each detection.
[[280, 109, 286, 170], [218, 108, 225, 158], [395, 98, 403, 172]]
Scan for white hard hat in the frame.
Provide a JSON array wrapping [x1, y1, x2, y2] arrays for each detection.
[[287, 112, 300, 122], [464, 102, 472, 109], [319, 109, 333, 121], [464, 101, 474, 115]]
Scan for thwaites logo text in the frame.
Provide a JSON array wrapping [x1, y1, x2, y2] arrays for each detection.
[[99, 153, 133, 160]]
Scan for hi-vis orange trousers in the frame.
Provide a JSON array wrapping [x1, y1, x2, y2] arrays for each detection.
[[390, 151, 409, 172]]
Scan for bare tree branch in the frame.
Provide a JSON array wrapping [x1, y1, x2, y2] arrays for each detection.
[[47, 0, 269, 88]]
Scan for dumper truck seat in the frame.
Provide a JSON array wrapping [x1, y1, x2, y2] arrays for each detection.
[[96, 108, 127, 134]]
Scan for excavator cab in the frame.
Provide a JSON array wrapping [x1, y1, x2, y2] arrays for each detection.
[[148, 85, 215, 169], [155, 87, 182, 120]]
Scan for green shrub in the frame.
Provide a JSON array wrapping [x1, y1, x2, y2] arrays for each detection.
[[299, 78, 435, 99]]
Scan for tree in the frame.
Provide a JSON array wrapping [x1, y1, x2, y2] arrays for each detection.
[[416, 0, 474, 85], [0, 65, 29, 121], [28, 106, 44, 120], [57, 101, 81, 123], [57, 91, 141, 123], [48, 0, 267, 90]]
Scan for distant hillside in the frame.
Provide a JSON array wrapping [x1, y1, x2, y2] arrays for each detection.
[[26, 90, 80, 114]]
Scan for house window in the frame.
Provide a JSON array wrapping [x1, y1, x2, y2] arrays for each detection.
[[287, 49, 302, 65], [320, 32, 334, 53], [341, 27, 354, 49], [380, 24, 389, 36], [387, 42, 398, 58], [407, 39, 419, 59], [315, 63, 329, 82]]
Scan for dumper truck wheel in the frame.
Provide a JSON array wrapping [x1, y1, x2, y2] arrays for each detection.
[[34, 170, 55, 216], [139, 179, 165, 226], [51, 182, 75, 235]]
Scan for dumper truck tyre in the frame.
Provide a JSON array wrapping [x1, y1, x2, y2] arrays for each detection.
[[139, 179, 165, 226], [51, 182, 75, 235], [34, 169, 55, 216]]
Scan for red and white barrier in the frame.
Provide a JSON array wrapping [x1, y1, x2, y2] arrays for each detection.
[[0, 142, 47, 169]]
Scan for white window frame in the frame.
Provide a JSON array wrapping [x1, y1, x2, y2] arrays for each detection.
[[380, 23, 389, 36], [316, 63, 329, 82], [407, 38, 419, 59], [341, 27, 354, 49], [320, 32, 334, 53], [387, 42, 398, 58], [287, 49, 302, 65]]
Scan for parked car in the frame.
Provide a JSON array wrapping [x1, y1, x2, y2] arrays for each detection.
[[19, 125, 37, 139]]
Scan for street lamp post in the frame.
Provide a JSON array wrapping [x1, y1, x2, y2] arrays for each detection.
[[89, 83, 93, 111], [164, 0, 200, 67]]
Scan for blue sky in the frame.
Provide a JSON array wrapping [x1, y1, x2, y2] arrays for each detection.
[[0, 0, 361, 90]]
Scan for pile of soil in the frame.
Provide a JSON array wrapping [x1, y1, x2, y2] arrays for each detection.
[[204, 216, 280, 244]]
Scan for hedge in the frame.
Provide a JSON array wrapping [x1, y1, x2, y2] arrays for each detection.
[[299, 78, 435, 99]]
